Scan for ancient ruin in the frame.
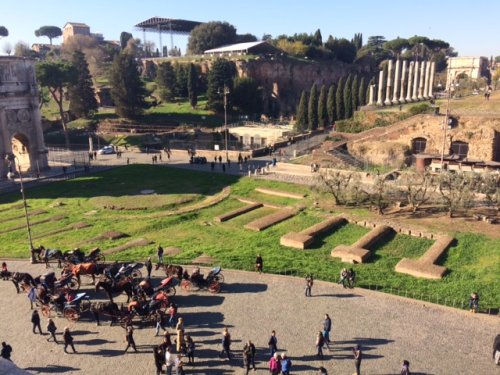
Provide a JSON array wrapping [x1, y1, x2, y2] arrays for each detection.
[[0, 56, 48, 178]]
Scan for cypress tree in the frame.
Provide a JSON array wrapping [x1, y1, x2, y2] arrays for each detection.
[[327, 84, 336, 124], [156, 61, 176, 101], [308, 83, 319, 131], [351, 75, 359, 112], [187, 63, 198, 108], [344, 74, 353, 119], [336, 77, 344, 120], [358, 77, 366, 106], [207, 58, 235, 112], [295, 90, 308, 132], [318, 85, 328, 128], [68, 50, 98, 119]]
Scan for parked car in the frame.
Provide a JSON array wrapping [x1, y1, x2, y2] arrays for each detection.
[[190, 156, 207, 164], [97, 146, 115, 155]]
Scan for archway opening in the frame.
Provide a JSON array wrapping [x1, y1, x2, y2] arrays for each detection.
[[11, 133, 31, 172], [450, 141, 469, 159], [411, 137, 427, 154]]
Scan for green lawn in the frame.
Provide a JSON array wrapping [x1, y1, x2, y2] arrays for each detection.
[[0, 165, 498, 311]]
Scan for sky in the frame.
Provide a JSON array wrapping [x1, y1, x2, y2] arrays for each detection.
[[0, 0, 497, 57]]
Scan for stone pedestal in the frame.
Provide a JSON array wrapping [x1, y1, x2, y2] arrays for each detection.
[[384, 60, 393, 106], [392, 59, 401, 104], [377, 70, 385, 106]]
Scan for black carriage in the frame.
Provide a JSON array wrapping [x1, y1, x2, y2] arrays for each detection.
[[180, 267, 223, 294], [40, 292, 91, 322]]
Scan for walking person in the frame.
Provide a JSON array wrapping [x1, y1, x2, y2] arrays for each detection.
[[268, 330, 278, 357], [243, 340, 256, 372], [63, 327, 76, 354], [145, 257, 153, 278], [353, 344, 362, 375], [243, 342, 252, 375], [185, 335, 195, 364], [165, 346, 175, 375], [153, 345, 165, 375], [124, 325, 137, 353], [31, 310, 43, 334], [168, 303, 178, 327], [281, 353, 292, 375], [255, 254, 263, 273], [322, 314, 331, 347], [157, 245, 164, 265], [305, 274, 314, 296], [155, 311, 166, 336], [46, 318, 58, 343], [268, 352, 281, 375], [1, 342, 12, 361], [219, 327, 232, 360], [401, 360, 411, 375], [316, 332, 325, 359]]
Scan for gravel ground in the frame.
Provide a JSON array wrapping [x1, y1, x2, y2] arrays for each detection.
[[0, 261, 498, 375]]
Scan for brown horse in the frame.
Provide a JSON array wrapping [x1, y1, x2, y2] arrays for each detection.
[[159, 264, 183, 279], [89, 301, 121, 326], [63, 262, 106, 284], [95, 278, 134, 303]]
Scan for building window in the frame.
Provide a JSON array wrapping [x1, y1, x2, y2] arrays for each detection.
[[450, 141, 469, 158], [411, 137, 427, 154]]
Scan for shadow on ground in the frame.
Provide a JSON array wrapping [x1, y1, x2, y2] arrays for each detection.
[[24, 365, 81, 373]]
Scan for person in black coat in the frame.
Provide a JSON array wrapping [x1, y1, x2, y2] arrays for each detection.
[[31, 310, 42, 334], [63, 327, 76, 353]]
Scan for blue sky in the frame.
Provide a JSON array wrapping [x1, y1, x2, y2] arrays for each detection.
[[1, 0, 497, 57]]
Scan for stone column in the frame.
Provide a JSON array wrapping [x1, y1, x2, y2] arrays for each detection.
[[428, 61, 436, 98], [392, 59, 401, 104], [412, 60, 419, 101], [418, 61, 426, 101], [423, 60, 431, 99], [399, 60, 407, 103], [377, 70, 385, 106], [406, 61, 414, 102], [367, 84, 376, 106], [384, 60, 393, 106]]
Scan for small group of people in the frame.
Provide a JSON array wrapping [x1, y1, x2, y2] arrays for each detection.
[[30, 309, 76, 354], [339, 268, 356, 289], [151, 154, 162, 164]]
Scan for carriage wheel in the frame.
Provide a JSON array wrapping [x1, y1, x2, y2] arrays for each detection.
[[165, 286, 176, 297], [95, 254, 105, 264], [131, 270, 142, 280], [120, 316, 132, 329], [208, 281, 221, 294], [41, 305, 52, 318], [215, 274, 224, 283], [68, 277, 80, 291], [180, 280, 191, 292], [64, 307, 80, 322]]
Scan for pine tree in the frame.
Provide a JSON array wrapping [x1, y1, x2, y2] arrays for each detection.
[[308, 83, 318, 130], [68, 50, 98, 118], [187, 63, 198, 108], [351, 75, 359, 111], [317, 85, 328, 128], [109, 51, 147, 118], [344, 74, 353, 119], [295, 91, 308, 132], [156, 61, 176, 101], [327, 84, 336, 124], [336, 77, 344, 120], [358, 77, 366, 106]]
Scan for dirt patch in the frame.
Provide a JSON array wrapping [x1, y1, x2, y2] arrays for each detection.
[[165, 247, 182, 256], [89, 194, 198, 211], [0, 209, 47, 224], [103, 238, 153, 255], [192, 253, 216, 265], [33, 222, 91, 241], [0, 203, 24, 213]]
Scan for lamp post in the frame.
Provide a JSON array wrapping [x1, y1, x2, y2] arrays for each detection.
[[440, 75, 453, 172], [7, 155, 35, 263], [219, 85, 230, 162]]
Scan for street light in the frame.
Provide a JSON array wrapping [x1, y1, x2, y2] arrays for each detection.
[[6, 154, 35, 263], [440, 74, 454, 172], [219, 85, 230, 162]]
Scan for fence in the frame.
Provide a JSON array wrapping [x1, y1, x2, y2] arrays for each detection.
[[133, 256, 499, 315]]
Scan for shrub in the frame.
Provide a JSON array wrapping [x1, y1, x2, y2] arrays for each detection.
[[408, 103, 430, 116]]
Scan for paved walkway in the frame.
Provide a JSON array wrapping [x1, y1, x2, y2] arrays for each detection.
[[0, 261, 497, 374]]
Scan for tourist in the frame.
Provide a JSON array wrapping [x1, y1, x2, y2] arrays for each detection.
[[353, 344, 362, 375], [305, 274, 314, 296], [46, 318, 58, 343], [323, 314, 331, 347], [153, 345, 165, 375], [1, 342, 12, 361], [168, 303, 178, 327], [63, 327, 76, 354], [268, 352, 281, 375], [31, 310, 42, 334], [281, 353, 292, 375], [145, 257, 153, 278], [1, 262, 8, 280], [347, 268, 356, 288], [127, 157, 130, 165], [268, 330, 278, 356], [160, 332, 172, 353], [174, 354, 185, 375], [468, 292, 480, 313], [255, 254, 263, 273], [401, 360, 411, 375], [165, 346, 174, 375], [125, 325, 137, 353], [185, 335, 195, 364], [316, 331, 325, 359], [243, 340, 256, 372], [219, 327, 232, 360], [243, 342, 252, 374], [155, 311, 165, 336], [218, 156, 222, 164], [222, 164, 226, 173], [339, 268, 349, 288], [157, 245, 164, 265]]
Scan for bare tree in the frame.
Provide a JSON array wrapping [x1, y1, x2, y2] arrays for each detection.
[[399, 171, 437, 213], [438, 172, 478, 218], [317, 168, 353, 205], [370, 177, 391, 215], [478, 174, 500, 209]]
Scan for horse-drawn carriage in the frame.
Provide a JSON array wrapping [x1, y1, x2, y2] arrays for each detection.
[[63, 248, 105, 265], [40, 292, 91, 322], [119, 290, 170, 328], [180, 267, 223, 294]]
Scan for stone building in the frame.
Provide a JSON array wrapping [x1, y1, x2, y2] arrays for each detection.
[[229, 125, 292, 148], [62, 22, 91, 44], [446, 57, 490, 88], [0, 57, 48, 177]]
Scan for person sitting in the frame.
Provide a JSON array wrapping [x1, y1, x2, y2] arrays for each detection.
[[468, 292, 480, 313], [51, 292, 67, 312], [190, 267, 203, 285]]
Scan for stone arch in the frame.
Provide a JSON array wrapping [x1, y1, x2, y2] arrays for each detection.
[[450, 140, 469, 159], [411, 137, 427, 154], [10, 132, 32, 172]]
